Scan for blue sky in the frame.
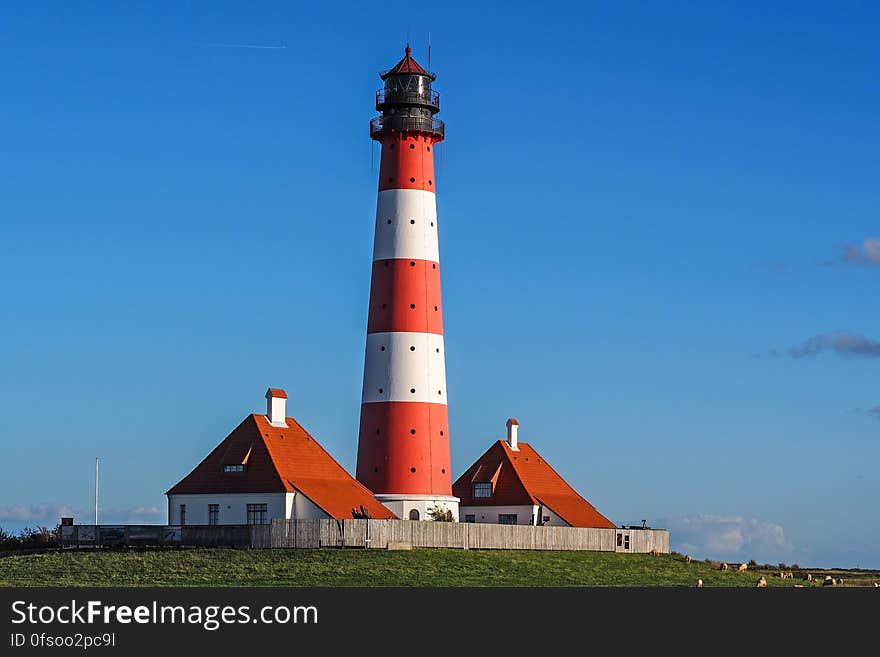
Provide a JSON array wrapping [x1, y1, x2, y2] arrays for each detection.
[[0, 1, 877, 568]]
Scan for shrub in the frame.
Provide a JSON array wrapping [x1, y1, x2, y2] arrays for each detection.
[[427, 506, 455, 522], [0, 525, 60, 550]]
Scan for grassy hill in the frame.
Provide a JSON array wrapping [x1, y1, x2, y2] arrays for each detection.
[[3, 548, 876, 587]]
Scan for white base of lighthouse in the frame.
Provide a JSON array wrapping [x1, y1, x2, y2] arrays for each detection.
[[376, 494, 460, 522]]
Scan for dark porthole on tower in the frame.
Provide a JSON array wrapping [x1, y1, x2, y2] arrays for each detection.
[[378, 388, 383, 394], [410, 429, 416, 435], [410, 219, 415, 224], [410, 177, 415, 183], [410, 346, 415, 351], [428, 180, 432, 185], [410, 467, 416, 473], [387, 219, 392, 224], [410, 388, 416, 394], [409, 144, 415, 150], [410, 261, 415, 267], [440, 430, 444, 436], [410, 303, 416, 309]]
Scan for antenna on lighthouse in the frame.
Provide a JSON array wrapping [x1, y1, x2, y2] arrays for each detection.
[[428, 33, 431, 72]]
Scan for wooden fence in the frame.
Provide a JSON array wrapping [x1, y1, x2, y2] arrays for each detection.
[[261, 519, 670, 553], [60, 521, 669, 554]]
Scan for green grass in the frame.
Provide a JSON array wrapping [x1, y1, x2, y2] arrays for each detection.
[[0, 549, 848, 587]]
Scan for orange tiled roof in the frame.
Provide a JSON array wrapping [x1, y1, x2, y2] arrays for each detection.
[[452, 440, 615, 528], [266, 388, 288, 399], [166, 414, 395, 520]]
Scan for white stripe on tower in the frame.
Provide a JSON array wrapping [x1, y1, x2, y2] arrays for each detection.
[[373, 189, 439, 262]]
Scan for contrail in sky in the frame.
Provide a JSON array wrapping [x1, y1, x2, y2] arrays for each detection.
[[203, 43, 287, 50]]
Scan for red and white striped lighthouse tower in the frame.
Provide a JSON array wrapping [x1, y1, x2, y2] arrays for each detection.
[[355, 46, 459, 521]]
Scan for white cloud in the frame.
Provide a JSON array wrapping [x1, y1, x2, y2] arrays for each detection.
[[0, 503, 165, 526], [661, 514, 794, 562], [0, 504, 76, 523], [842, 237, 880, 265]]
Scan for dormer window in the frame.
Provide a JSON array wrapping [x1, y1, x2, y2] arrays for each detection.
[[472, 482, 492, 498], [223, 464, 245, 473]]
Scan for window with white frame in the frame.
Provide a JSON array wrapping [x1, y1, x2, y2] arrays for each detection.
[[223, 464, 245, 473], [498, 513, 517, 525], [464, 514, 476, 523], [208, 504, 219, 525], [179, 504, 186, 526]]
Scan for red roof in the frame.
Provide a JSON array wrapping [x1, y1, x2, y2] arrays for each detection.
[[452, 441, 615, 528], [381, 46, 430, 79], [167, 414, 396, 520], [266, 388, 287, 399], [507, 418, 519, 426]]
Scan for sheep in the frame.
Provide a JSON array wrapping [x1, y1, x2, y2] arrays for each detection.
[[697, 578, 703, 588], [823, 576, 835, 586], [685, 555, 692, 563], [805, 574, 813, 582], [873, 582, 878, 588], [786, 572, 794, 579], [756, 576, 767, 588], [720, 563, 729, 572], [737, 563, 748, 572], [837, 578, 844, 586]]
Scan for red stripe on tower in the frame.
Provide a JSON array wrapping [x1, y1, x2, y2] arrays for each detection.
[[356, 46, 459, 521]]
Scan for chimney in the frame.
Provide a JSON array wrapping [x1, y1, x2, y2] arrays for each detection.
[[265, 388, 288, 427], [506, 418, 519, 451]]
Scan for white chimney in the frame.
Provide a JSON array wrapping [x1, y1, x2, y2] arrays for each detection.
[[506, 418, 519, 451], [265, 388, 288, 427]]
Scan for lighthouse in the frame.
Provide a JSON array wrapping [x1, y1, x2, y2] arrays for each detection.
[[355, 46, 459, 521]]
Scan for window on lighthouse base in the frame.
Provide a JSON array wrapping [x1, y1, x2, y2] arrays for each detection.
[[408, 509, 420, 521]]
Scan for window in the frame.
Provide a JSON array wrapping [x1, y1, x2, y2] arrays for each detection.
[[464, 514, 476, 523], [409, 509, 420, 520], [247, 503, 268, 525], [223, 464, 244, 473], [624, 535, 630, 550], [543, 516, 551, 524], [617, 532, 623, 546], [208, 504, 219, 526], [498, 514, 517, 525], [472, 482, 492, 498], [179, 504, 186, 526]]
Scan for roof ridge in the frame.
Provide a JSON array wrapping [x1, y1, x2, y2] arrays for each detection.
[[518, 441, 602, 510], [245, 414, 288, 491], [282, 416, 384, 501], [496, 440, 539, 505]]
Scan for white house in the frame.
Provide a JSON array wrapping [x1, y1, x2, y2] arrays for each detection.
[[453, 419, 616, 528], [166, 388, 396, 525]]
